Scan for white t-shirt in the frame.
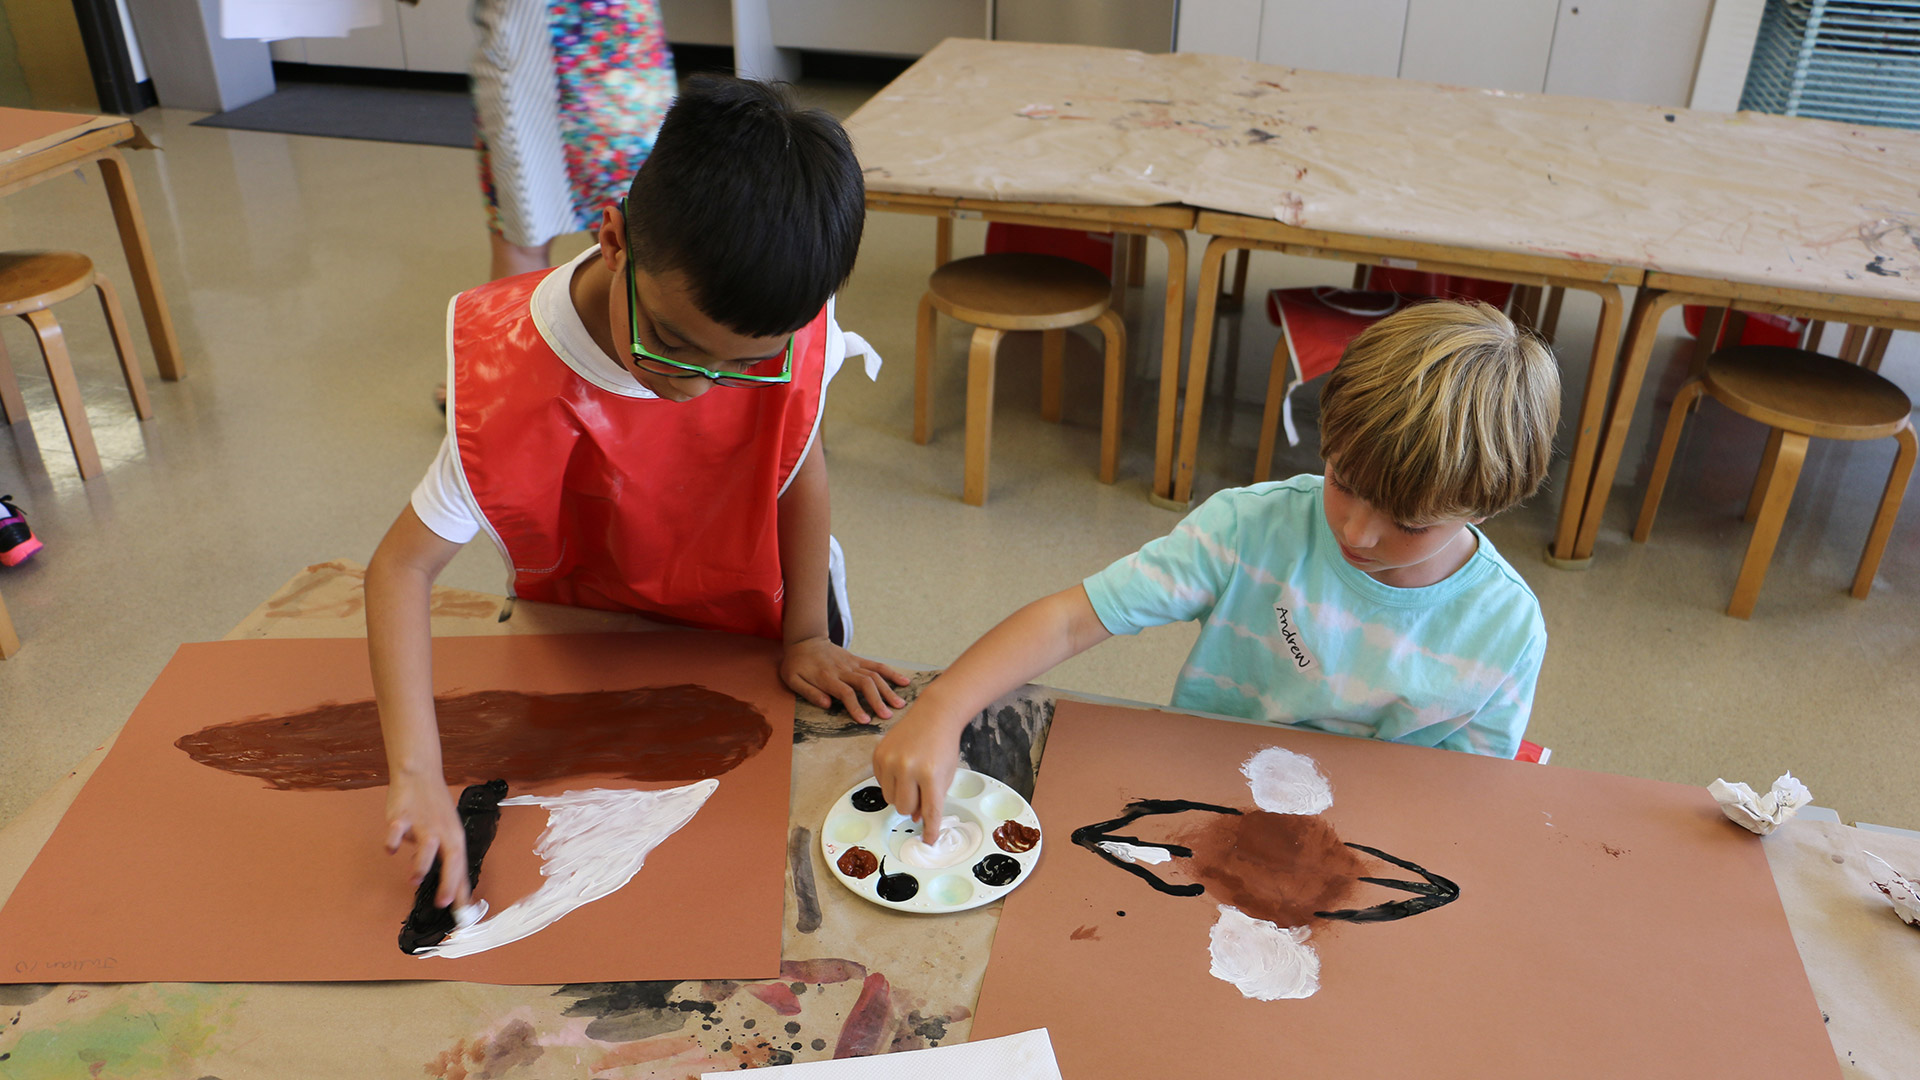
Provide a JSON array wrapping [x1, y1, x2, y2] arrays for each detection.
[[411, 246, 878, 544]]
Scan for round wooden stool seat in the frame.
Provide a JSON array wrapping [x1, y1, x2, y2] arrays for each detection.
[[1705, 345, 1912, 440], [927, 253, 1112, 329], [0, 251, 95, 316]]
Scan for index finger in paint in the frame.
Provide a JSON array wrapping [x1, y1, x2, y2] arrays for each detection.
[[921, 783, 946, 843]]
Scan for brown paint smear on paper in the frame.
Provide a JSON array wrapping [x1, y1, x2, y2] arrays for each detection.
[[175, 684, 770, 790], [1179, 811, 1366, 927]]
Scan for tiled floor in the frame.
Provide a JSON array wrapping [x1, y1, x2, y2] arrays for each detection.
[[1, 83, 1915, 832]]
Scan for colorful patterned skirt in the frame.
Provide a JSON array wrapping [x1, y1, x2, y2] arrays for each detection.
[[472, 0, 676, 248]]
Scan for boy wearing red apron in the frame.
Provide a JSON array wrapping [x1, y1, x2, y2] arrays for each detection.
[[367, 76, 905, 911]]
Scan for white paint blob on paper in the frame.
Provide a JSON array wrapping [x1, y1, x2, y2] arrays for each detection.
[[1207, 904, 1320, 1000], [900, 816, 984, 869], [1242, 747, 1333, 816], [1098, 841, 1173, 866], [416, 780, 717, 959], [1865, 852, 1920, 927], [1708, 772, 1811, 835]]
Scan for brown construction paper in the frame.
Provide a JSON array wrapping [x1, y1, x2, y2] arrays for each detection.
[[848, 39, 1920, 303], [970, 699, 1840, 1079], [0, 632, 794, 984], [0, 107, 115, 162]]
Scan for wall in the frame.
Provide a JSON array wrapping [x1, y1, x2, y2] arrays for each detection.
[[0, 0, 99, 111]]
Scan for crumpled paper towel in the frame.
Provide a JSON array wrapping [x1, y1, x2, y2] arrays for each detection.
[[1866, 852, 1920, 928], [1707, 772, 1811, 835]]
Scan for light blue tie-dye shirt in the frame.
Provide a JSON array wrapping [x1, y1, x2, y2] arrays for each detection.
[[1083, 476, 1545, 757]]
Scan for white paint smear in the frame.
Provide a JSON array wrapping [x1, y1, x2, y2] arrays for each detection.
[[1208, 905, 1320, 1000], [1865, 852, 1920, 927], [1241, 747, 1333, 815], [1098, 840, 1173, 866], [416, 780, 717, 959], [900, 816, 984, 869]]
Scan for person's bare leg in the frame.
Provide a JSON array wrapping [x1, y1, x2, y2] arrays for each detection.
[[489, 233, 555, 282]]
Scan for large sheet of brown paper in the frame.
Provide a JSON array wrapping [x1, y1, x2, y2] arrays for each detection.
[[971, 699, 1839, 1079], [0, 632, 794, 984], [0, 107, 114, 164], [848, 38, 1920, 303]]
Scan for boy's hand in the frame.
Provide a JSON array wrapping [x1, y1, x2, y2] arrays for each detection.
[[781, 637, 909, 724], [384, 773, 470, 909], [872, 704, 964, 843]]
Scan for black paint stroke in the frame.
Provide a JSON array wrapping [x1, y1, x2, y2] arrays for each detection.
[[1314, 843, 1461, 923], [553, 980, 715, 1043], [957, 690, 1055, 799], [973, 854, 1021, 887], [788, 826, 822, 934], [1071, 798, 1243, 898], [399, 778, 508, 954]]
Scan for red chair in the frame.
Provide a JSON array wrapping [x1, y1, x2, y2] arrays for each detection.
[[1682, 304, 1809, 349], [1255, 267, 1516, 480], [985, 223, 1115, 276]]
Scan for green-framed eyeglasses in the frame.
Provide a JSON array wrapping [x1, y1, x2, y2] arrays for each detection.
[[624, 248, 793, 388]]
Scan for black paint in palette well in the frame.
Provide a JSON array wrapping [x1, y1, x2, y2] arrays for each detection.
[[399, 778, 508, 954], [876, 860, 920, 902], [850, 786, 888, 812], [973, 854, 1021, 887]]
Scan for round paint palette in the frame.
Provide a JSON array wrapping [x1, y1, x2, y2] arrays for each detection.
[[820, 770, 1043, 914]]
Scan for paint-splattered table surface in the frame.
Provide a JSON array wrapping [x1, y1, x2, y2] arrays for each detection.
[[0, 560, 1914, 1078], [847, 38, 1920, 303]]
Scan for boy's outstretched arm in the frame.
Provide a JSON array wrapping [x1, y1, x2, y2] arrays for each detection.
[[367, 505, 470, 909], [776, 445, 909, 722], [873, 585, 1112, 841]]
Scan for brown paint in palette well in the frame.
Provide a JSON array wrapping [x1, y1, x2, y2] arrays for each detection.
[[174, 684, 770, 790], [1177, 811, 1367, 927]]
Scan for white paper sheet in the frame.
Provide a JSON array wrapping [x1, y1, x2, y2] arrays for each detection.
[[699, 1029, 1062, 1079]]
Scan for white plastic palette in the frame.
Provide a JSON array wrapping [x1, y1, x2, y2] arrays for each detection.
[[820, 769, 1044, 914]]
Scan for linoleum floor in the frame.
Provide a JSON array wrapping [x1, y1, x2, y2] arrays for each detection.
[[0, 84, 1914, 832]]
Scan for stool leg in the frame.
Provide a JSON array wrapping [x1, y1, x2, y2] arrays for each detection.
[[1510, 285, 1539, 332], [1255, 332, 1293, 484], [1221, 249, 1250, 309], [24, 310, 102, 480], [1839, 324, 1868, 364], [1863, 327, 1893, 373], [1109, 237, 1128, 319], [1096, 309, 1126, 484], [0, 334, 26, 425], [1853, 422, 1918, 600], [1745, 428, 1786, 523], [934, 216, 953, 270], [1127, 234, 1147, 287], [1803, 319, 1826, 353], [1040, 329, 1065, 423], [913, 293, 937, 444], [95, 273, 153, 421], [1539, 287, 1564, 347], [1729, 431, 1808, 619], [1350, 264, 1369, 289], [1633, 379, 1705, 542], [0, 590, 18, 660], [963, 327, 1004, 506]]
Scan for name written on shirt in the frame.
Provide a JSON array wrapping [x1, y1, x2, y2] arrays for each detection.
[[1274, 605, 1316, 670]]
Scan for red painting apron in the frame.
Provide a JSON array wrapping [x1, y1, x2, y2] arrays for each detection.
[[448, 269, 826, 640]]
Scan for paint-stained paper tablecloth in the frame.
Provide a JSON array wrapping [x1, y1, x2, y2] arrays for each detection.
[[849, 38, 1920, 303], [0, 561, 1052, 1077]]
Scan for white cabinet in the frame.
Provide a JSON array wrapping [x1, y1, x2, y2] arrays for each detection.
[[399, 0, 481, 74], [660, 0, 730, 47], [1256, 0, 1407, 78], [1182, 0, 1713, 104], [771, 0, 986, 56]]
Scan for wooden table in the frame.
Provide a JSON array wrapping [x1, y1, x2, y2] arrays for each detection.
[[0, 560, 1910, 1076], [0, 108, 183, 381]]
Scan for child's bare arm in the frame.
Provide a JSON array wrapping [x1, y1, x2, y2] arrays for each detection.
[[873, 585, 1112, 840], [366, 505, 469, 908], [776, 445, 908, 722]]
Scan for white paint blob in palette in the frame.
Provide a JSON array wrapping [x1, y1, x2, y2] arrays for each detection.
[[821, 770, 1042, 913]]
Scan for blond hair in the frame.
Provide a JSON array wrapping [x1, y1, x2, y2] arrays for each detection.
[[1318, 300, 1559, 523]]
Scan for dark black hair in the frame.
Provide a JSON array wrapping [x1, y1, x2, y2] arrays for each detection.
[[625, 75, 865, 338]]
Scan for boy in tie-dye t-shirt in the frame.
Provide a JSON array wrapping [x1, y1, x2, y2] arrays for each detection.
[[874, 301, 1561, 839]]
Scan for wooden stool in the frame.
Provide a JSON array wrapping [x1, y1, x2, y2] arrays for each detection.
[[0, 251, 154, 480], [913, 253, 1126, 505], [0, 589, 17, 659], [1634, 345, 1917, 618]]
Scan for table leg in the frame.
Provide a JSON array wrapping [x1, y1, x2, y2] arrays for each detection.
[[96, 149, 183, 381], [0, 334, 25, 424], [935, 216, 953, 270], [1170, 236, 1234, 507], [1571, 288, 1682, 561], [1150, 227, 1190, 508], [1546, 281, 1624, 565], [0, 589, 18, 659]]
